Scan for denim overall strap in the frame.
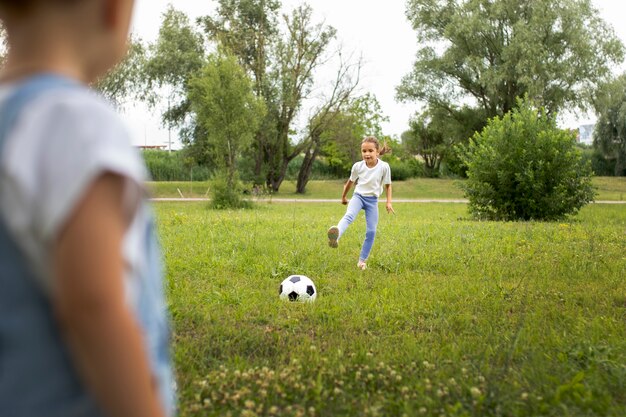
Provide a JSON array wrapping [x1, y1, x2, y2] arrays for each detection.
[[0, 75, 103, 416]]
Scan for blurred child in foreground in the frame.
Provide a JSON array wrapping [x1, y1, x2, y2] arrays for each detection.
[[0, 1, 174, 416]]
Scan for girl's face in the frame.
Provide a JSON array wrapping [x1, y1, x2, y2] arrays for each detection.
[[361, 141, 380, 165]]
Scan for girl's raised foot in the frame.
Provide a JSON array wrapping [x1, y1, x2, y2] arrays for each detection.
[[327, 226, 339, 248]]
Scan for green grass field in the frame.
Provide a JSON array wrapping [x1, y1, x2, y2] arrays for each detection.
[[148, 176, 626, 201], [154, 189, 626, 416]]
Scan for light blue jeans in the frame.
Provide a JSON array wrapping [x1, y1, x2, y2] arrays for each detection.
[[337, 193, 379, 261]]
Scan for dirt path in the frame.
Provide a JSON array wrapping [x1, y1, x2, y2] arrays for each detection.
[[151, 198, 625, 204]]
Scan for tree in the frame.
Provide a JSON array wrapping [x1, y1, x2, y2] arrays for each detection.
[[188, 52, 265, 204], [321, 93, 388, 174], [202, 2, 340, 192], [405, 107, 452, 176], [93, 36, 146, 107], [200, 0, 281, 181], [459, 98, 595, 221], [593, 74, 626, 176], [142, 6, 206, 153], [398, 0, 624, 120], [294, 55, 362, 193], [404, 104, 486, 176]]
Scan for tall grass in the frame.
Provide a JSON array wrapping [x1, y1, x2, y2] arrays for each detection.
[[155, 201, 625, 416], [143, 149, 212, 181]]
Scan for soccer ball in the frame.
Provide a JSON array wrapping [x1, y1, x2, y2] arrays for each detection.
[[279, 275, 317, 302]]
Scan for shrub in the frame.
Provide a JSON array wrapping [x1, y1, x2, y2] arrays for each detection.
[[209, 173, 252, 210], [459, 99, 595, 221], [387, 158, 423, 181], [590, 148, 616, 176]]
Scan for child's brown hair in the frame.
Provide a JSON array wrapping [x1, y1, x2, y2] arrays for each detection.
[[362, 135, 391, 156]]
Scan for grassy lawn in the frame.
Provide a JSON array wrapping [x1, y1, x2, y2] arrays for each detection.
[[155, 200, 626, 416], [147, 176, 626, 201]]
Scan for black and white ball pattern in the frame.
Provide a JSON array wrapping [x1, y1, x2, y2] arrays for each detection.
[[279, 275, 317, 302]]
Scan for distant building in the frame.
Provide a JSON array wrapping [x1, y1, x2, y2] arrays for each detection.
[[578, 124, 595, 145], [135, 145, 167, 150]]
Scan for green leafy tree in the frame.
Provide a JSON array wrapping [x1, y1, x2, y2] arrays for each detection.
[[398, 0, 624, 124], [202, 2, 340, 192], [321, 93, 388, 173], [200, 0, 280, 181], [142, 6, 205, 152], [459, 98, 595, 221], [405, 108, 453, 177], [404, 105, 486, 176], [593, 73, 626, 176], [189, 52, 265, 207], [294, 59, 363, 193], [93, 36, 146, 107]]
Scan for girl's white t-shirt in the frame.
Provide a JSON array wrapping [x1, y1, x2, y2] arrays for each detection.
[[0, 84, 149, 293], [349, 159, 392, 197]]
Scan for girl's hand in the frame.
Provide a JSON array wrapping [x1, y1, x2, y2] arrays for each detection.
[[341, 197, 348, 205], [386, 202, 395, 214]]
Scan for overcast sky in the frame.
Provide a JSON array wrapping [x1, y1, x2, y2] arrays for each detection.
[[123, 0, 626, 149]]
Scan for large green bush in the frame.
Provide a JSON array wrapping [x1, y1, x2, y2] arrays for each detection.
[[459, 100, 595, 221]]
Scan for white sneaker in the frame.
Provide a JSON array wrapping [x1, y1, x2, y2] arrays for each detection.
[[357, 260, 367, 270]]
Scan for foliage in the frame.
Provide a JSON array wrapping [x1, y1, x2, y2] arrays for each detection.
[[199, 0, 280, 90], [137, 4, 361, 193], [263, 4, 339, 192], [591, 149, 617, 176], [208, 172, 252, 210], [459, 99, 595, 220], [294, 60, 363, 194], [593, 73, 626, 176], [156, 201, 626, 417], [387, 158, 424, 181], [285, 155, 342, 181], [321, 93, 389, 173], [92, 36, 146, 107], [405, 107, 453, 176], [188, 51, 265, 194], [403, 105, 487, 177], [398, 0, 624, 138], [200, 0, 281, 187], [142, 149, 211, 181], [202, 2, 360, 193], [142, 6, 206, 144]]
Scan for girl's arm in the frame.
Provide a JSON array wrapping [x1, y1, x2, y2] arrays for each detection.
[[53, 173, 166, 417], [341, 179, 354, 205], [385, 184, 395, 214]]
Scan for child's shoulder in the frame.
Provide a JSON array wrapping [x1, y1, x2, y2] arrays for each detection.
[[4, 82, 129, 148], [29, 84, 118, 124], [1, 79, 144, 200]]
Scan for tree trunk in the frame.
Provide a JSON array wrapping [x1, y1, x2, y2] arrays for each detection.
[[296, 143, 319, 194], [267, 160, 290, 192], [615, 152, 625, 176]]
